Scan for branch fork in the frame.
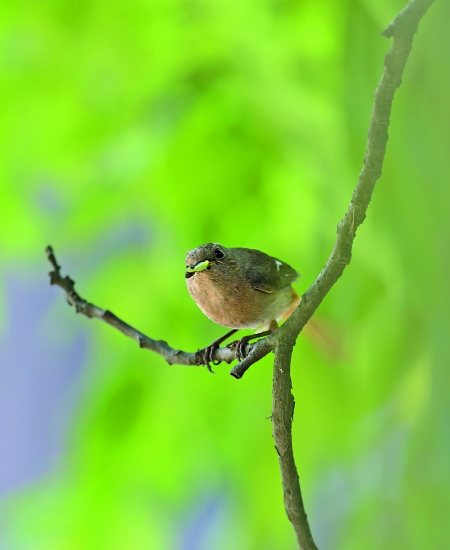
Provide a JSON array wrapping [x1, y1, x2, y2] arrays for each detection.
[[45, 2, 434, 548]]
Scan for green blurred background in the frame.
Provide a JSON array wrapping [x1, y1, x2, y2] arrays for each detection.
[[1, 0, 449, 548]]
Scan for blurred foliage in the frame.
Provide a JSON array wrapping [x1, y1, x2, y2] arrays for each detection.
[[0, 0, 449, 549]]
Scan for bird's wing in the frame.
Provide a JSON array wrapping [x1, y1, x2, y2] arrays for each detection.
[[244, 250, 300, 294]]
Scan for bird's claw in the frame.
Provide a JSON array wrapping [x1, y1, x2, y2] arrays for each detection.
[[198, 343, 221, 373], [197, 329, 238, 372], [237, 337, 251, 361], [227, 336, 251, 362], [205, 360, 214, 373], [229, 330, 272, 362]]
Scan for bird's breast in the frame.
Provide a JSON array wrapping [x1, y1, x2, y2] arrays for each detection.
[[186, 271, 297, 330]]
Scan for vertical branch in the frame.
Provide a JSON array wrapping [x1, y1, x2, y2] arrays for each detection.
[[270, 1, 434, 548], [272, 343, 319, 550]]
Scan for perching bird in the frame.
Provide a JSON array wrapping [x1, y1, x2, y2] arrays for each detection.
[[185, 243, 300, 368]]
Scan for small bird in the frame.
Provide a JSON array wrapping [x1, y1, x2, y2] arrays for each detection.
[[185, 243, 300, 368]]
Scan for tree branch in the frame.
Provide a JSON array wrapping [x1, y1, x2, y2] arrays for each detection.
[[273, 341, 319, 550], [266, 1, 434, 548], [45, 245, 240, 367], [278, 0, 434, 351], [45, 1, 433, 548]]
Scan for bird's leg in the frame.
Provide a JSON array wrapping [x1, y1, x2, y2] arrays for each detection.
[[200, 329, 238, 371], [232, 320, 279, 361]]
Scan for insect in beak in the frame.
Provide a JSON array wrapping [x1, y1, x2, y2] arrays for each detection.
[[186, 260, 210, 273]]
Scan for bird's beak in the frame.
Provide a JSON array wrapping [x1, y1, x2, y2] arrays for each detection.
[[186, 259, 210, 273]]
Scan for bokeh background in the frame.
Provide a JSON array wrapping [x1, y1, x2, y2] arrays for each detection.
[[1, 0, 449, 549]]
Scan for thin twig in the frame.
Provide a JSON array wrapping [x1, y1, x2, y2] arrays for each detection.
[[45, 246, 239, 367]]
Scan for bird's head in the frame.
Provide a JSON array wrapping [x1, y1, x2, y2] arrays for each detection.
[[185, 243, 229, 279]]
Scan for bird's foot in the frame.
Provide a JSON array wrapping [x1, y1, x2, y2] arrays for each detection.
[[202, 342, 221, 373], [197, 329, 238, 372], [229, 330, 272, 361]]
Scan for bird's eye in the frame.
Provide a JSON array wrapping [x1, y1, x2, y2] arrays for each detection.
[[214, 248, 224, 259]]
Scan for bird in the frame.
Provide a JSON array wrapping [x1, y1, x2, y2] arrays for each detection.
[[185, 243, 300, 369]]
